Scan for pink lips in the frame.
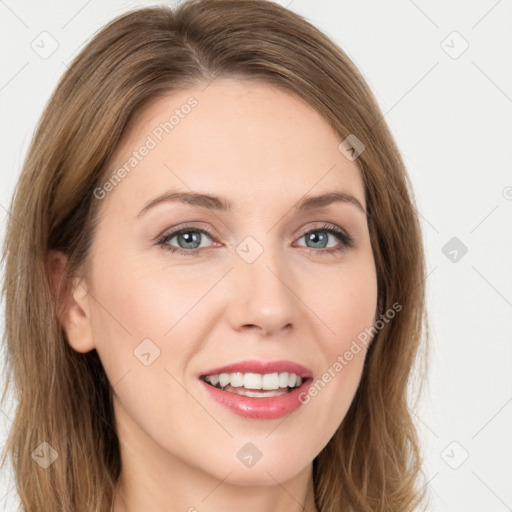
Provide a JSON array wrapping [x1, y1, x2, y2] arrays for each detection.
[[198, 359, 313, 420]]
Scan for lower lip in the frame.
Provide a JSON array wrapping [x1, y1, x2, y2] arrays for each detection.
[[198, 378, 313, 420]]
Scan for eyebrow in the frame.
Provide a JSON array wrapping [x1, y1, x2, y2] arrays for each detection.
[[137, 190, 366, 217]]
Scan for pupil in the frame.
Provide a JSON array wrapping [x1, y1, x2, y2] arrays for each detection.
[[179, 231, 201, 249], [307, 232, 327, 248]]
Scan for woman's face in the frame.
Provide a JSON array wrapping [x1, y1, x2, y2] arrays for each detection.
[[65, 78, 377, 495]]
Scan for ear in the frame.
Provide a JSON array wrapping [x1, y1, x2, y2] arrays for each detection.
[[47, 250, 96, 353]]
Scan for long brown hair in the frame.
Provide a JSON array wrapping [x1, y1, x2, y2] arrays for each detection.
[[1, 1, 429, 510]]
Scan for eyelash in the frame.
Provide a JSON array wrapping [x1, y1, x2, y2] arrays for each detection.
[[156, 223, 354, 257]]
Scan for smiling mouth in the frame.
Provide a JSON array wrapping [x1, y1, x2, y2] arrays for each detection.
[[200, 372, 306, 398]]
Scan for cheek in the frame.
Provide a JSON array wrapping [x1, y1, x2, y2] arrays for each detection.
[[296, 256, 377, 446], [88, 262, 206, 438], [90, 255, 211, 345], [315, 255, 378, 347], [88, 253, 221, 415], [324, 264, 377, 380]]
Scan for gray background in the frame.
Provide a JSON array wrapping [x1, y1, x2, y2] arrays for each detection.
[[1, 0, 511, 510]]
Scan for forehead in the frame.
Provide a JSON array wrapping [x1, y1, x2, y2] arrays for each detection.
[[102, 78, 365, 213]]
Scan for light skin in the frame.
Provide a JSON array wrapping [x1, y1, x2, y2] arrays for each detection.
[[49, 78, 378, 512]]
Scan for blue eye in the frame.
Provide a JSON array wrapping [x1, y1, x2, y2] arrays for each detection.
[[157, 223, 353, 256], [295, 224, 354, 253], [157, 227, 214, 255]]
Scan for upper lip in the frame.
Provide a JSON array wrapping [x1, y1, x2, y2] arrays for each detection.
[[199, 359, 313, 379]]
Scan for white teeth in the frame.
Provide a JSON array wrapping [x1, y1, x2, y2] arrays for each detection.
[[262, 373, 279, 390], [230, 372, 244, 387], [278, 372, 289, 388], [203, 371, 305, 391], [218, 373, 230, 388], [244, 373, 262, 389]]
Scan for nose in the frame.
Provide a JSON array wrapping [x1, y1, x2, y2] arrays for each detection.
[[226, 244, 299, 337]]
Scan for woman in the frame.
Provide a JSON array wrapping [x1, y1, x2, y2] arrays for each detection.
[[1, 1, 429, 510]]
